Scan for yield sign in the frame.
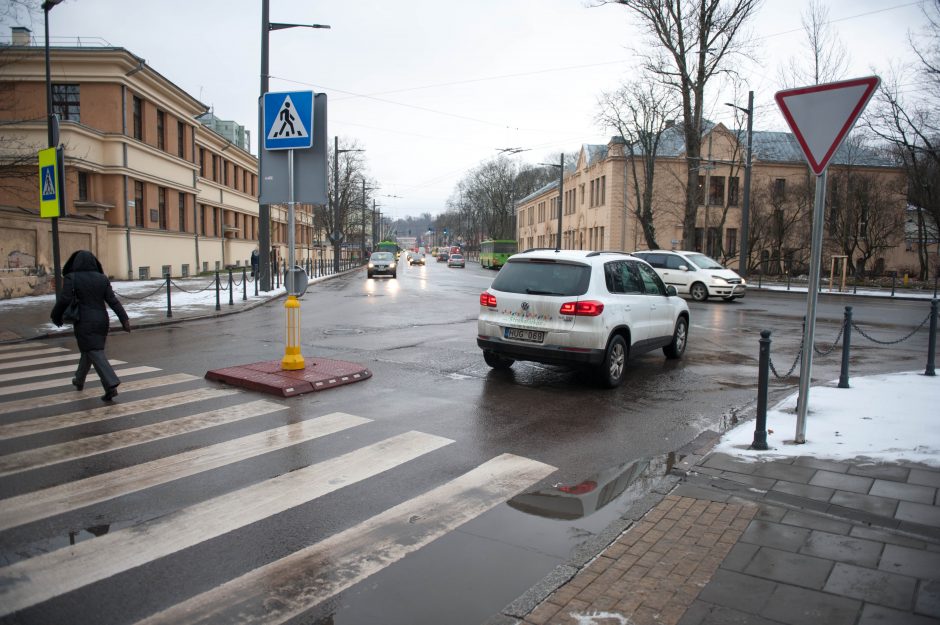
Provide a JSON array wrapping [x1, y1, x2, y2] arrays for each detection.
[[775, 76, 880, 175]]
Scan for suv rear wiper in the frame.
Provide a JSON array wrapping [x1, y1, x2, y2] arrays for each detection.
[[525, 288, 563, 295]]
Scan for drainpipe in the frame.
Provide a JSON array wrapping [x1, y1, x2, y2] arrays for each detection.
[[121, 85, 133, 280]]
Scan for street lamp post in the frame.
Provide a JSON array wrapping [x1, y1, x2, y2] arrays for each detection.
[[260, 0, 329, 290], [43, 0, 63, 295], [725, 91, 753, 278], [331, 137, 364, 272]]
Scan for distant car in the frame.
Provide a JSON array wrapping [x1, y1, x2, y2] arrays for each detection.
[[367, 251, 397, 279], [409, 253, 426, 266], [477, 249, 689, 388], [447, 253, 465, 268], [437, 251, 449, 262], [630, 250, 746, 301]]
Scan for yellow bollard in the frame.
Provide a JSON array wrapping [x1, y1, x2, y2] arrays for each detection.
[[904, 273, 909, 286], [281, 295, 305, 370]]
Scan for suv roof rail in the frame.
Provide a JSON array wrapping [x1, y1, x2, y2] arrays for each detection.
[[585, 250, 634, 258], [520, 247, 561, 254]]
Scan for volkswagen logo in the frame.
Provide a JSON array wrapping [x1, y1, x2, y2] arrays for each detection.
[[521, 302, 530, 311]]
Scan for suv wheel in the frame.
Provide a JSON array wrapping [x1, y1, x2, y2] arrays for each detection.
[[690, 282, 709, 301], [598, 335, 627, 388], [664, 317, 688, 359], [483, 350, 514, 370]]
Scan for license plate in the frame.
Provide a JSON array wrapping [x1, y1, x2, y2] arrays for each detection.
[[505, 327, 545, 343]]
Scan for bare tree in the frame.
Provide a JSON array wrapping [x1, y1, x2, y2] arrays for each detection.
[[326, 138, 370, 245], [599, 0, 762, 250], [778, 0, 850, 88], [597, 78, 681, 249]]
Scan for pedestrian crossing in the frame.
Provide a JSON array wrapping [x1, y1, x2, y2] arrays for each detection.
[[0, 341, 556, 623]]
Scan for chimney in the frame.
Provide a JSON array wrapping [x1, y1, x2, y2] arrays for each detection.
[[11, 27, 31, 46], [664, 119, 676, 129]]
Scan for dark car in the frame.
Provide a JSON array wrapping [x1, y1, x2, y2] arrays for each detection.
[[437, 251, 449, 262]]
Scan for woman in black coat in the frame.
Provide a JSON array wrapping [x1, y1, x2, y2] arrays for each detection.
[[51, 250, 131, 401]]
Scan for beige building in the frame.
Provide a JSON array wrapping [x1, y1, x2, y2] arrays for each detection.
[[0, 35, 322, 298], [517, 122, 920, 278]]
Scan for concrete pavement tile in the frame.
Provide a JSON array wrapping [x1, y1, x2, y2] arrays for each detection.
[[870, 479, 937, 504], [880, 544, 940, 581], [709, 538, 756, 571], [792, 456, 849, 473], [743, 547, 833, 589], [760, 584, 861, 625], [810, 470, 874, 494], [916, 579, 940, 618], [849, 526, 928, 550], [752, 462, 817, 484], [908, 468, 940, 488], [676, 600, 711, 625], [829, 490, 899, 517], [755, 504, 787, 522], [770, 480, 834, 502], [740, 520, 811, 552], [700, 605, 783, 624], [672, 483, 731, 502], [858, 603, 940, 625], [780, 509, 851, 535], [824, 562, 917, 610], [703, 453, 759, 474], [713, 471, 778, 491], [697, 569, 777, 614], [799, 530, 883, 567], [895, 500, 940, 526], [847, 463, 911, 482]]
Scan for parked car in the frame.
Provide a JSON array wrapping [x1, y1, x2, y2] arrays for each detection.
[[477, 249, 689, 388], [367, 251, 397, 279], [409, 253, 426, 266], [447, 253, 465, 268], [630, 250, 746, 302]]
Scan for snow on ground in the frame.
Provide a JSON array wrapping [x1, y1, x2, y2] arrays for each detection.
[[715, 371, 940, 466], [760, 284, 938, 299]]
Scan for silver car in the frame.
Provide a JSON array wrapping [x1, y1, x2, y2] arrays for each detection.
[[367, 252, 397, 279]]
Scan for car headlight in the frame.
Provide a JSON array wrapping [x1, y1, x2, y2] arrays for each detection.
[[390, 262, 396, 268], [368, 262, 375, 268], [712, 276, 728, 284]]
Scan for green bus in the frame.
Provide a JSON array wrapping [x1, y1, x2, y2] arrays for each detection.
[[480, 239, 517, 269], [376, 241, 399, 254]]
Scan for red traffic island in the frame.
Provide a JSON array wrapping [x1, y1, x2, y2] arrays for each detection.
[[205, 358, 371, 397]]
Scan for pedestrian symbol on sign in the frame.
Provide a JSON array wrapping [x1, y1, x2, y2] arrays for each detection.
[[268, 95, 309, 141], [263, 91, 314, 151], [41, 166, 56, 201]]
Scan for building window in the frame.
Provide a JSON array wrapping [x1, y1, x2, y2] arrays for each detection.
[[51, 84, 80, 122], [158, 187, 167, 229], [600, 176, 606, 205], [223, 160, 228, 186], [773, 178, 786, 202], [725, 228, 738, 256], [132, 96, 142, 140], [157, 110, 165, 150], [178, 193, 187, 232], [199, 148, 206, 177], [709, 176, 725, 205], [77, 171, 88, 201], [697, 176, 705, 205], [134, 181, 145, 226], [177, 121, 185, 158], [728, 176, 740, 206]]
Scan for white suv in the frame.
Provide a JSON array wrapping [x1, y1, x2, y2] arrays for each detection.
[[630, 250, 746, 302], [477, 250, 690, 388]]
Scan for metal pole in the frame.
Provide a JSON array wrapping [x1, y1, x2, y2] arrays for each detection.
[[258, 0, 271, 291], [242, 267, 247, 300], [740, 90, 753, 279], [838, 306, 853, 388], [44, 5, 62, 296], [165, 274, 172, 318], [287, 150, 296, 293], [795, 169, 828, 444], [215, 271, 221, 311], [555, 153, 563, 250], [753, 330, 771, 450], [333, 136, 340, 273], [228, 268, 234, 305], [926, 299, 938, 376]]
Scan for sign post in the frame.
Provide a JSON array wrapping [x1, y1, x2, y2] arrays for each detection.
[[263, 90, 315, 371], [774, 76, 880, 443]]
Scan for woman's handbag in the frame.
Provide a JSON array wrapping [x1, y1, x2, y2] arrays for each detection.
[[63, 287, 81, 324]]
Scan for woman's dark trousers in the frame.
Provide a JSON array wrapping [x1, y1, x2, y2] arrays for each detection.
[[75, 350, 120, 390]]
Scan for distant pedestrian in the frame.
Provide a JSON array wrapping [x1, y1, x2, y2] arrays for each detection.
[[50, 250, 131, 402], [250, 248, 259, 278]]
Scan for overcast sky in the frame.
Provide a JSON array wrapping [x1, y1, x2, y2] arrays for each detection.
[[13, 0, 929, 218]]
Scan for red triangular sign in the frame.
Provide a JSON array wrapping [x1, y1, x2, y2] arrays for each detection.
[[775, 76, 880, 175]]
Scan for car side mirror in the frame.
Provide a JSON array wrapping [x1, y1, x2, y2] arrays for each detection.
[[678, 265, 689, 272], [666, 285, 679, 297]]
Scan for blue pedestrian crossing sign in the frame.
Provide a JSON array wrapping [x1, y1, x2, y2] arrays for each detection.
[[263, 91, 314, 150]]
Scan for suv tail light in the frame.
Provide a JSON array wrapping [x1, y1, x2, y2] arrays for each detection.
[[480, 292, 497, 307], [559, 300, 604, 316]]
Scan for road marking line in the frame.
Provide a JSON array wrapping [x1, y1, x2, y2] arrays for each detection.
[[0, 388, 238, 441], [0, 360, 126, 384], [0, 353, 81, 371], [135, 453, 557, 625], [0, 398, 284, 477], [0, 430, 452, 616], [0, 367, 160, 397], [0, 373, 198, 416], [0, 347, 69, 362], [0, 344, 47, 354]]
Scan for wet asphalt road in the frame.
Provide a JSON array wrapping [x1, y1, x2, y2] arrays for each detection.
[[1, 258, 931, 625]]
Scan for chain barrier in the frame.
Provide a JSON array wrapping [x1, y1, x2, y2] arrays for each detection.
[[769, 342, 802, 379], [169, 279, 216, 294], [813, 320, 845, 356], [115, 283, 166, 300], [851, 311, 932, 345]]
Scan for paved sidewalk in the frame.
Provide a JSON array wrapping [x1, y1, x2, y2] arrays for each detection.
[[492, 448, 940, 625]]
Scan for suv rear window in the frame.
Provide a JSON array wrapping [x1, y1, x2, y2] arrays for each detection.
[[491, 259, 591, 296]]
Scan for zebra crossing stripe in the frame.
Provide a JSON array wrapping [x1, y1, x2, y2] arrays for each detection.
[[0, 360, 126, 384], [0, 430, 452, 616], [0, 373, 198, 416], [0, 344, 42, 353], [0, 411, 370, 533], [0, 366, 160, 397], [0, 347, 69, 362], [0, 388, 238, 441], [136, 453, 557, 625], [0, 353, 81, 371], [0, 398, 289, 477]]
